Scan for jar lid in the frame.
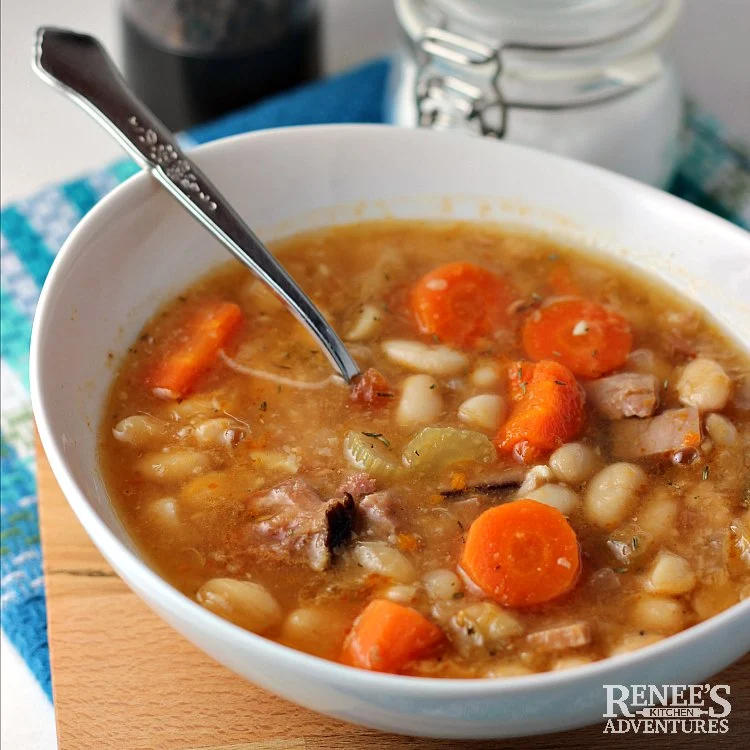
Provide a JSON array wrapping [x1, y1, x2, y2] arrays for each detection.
[[429, 0, 668, 46], [397, 0, 681, 66], [397, 0, 682, 136]]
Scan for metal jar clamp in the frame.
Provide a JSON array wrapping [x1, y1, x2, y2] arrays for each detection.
[[414, 0, 678, 138]]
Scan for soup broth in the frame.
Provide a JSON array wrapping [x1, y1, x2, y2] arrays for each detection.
[[100, 221, 750, 677]]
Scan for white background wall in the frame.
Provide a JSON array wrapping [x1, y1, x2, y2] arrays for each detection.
[[671, 0, 749, 142], [2, 0, 749, 203]]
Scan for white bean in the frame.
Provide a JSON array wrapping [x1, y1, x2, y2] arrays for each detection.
[[193, 418, 245, 447], [353, 541, 417, 583], [516, 465, 554, 496], [630, 596, 685, 634], [197, 578, 281, 634], [636, 493, 678, 541], [467, 603, 524, 642], [280, 607, 351, 656], [523, 484, 580, 515], [450, 602, 524, 657], [346, 304, 382, 341], [112, 414, 166, 447], [382, 339, 468, 376], [549, 443, 601, 484], [458, 394, 506, 432], [423, 569, 462, 600], [241, 277, 284, 313], [648, 551, 696, 595], [168, 397, 217, 421], [584, 463, 647, 529], [383, 584, 419, 603], [137, 449, 211, 483], [701, 438, 714, 454], [677, 358, 731, 412], [471, 362, 503, 388], [705, 413, 738, 447], [397, 374, 443, 427], [248, 450, 300, 474], [143, 497, 179, 528], [552, 655, 594, 671]]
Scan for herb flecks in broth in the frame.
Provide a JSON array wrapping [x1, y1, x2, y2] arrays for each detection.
[[100, 221, 750, 678]]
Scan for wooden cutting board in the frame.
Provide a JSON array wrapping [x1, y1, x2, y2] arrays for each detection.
[[37, 442, 749, 750]]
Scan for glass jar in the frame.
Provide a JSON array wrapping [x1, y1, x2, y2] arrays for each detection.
[[389, 0, 683, 186], [121, 0, 321, 131]]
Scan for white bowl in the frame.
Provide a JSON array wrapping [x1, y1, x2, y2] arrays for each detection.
[[31, 125, 750, 739]]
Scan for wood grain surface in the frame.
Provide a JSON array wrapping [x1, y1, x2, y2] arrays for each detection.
[[37, 442, 749, 750]]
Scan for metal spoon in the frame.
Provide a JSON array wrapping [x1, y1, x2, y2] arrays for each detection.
[[33, 27, 361, 384]]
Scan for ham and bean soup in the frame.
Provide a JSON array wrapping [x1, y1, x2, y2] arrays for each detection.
[[101, 221, 750, 677]]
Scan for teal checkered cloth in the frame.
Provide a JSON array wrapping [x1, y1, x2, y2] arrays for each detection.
[[1, 58, 748, 700]]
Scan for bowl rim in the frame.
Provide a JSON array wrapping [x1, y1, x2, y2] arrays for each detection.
[[31, 123, 750, 697]]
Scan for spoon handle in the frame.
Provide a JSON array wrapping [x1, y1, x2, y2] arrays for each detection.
[[33, 27, 361, 384]]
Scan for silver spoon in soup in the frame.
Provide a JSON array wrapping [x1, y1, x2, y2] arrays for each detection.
[[32, 27, 361, 384]]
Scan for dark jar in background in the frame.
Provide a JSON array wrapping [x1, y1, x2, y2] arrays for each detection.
[[121, 0, 321, 131]]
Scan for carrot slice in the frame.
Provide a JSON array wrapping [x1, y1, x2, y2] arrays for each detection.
[[149, 301, 243, 399], [411, 262, 515, 348], [522, 299, 632, 378], [350, 368, 394, 406], [497, 360, 585, 464], [507, 361, 536, 402], [461, 500, 581, 608], [341, 599, 445, 673]]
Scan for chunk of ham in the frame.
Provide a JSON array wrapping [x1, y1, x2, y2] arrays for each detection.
[[525, 622, 592, 652], [661, 310, 700, 360], [350, 368, 394, 406], [336, 472, 378, 500], [358, 490, 399, 538], [611, 407, 701, 459], [246, 479, 355, 571], [586, 373, 659, 419]]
